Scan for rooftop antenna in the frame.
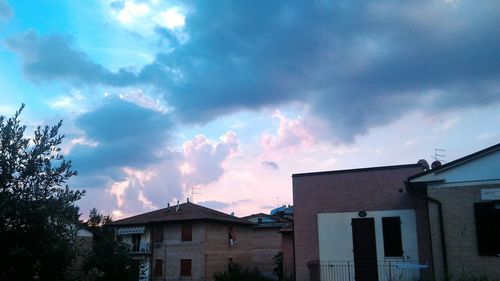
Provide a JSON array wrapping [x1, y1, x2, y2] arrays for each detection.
[[191, 186, 201, 203], [432, 148, 447, 163]]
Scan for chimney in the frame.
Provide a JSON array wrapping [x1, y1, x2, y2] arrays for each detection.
[[187, 197, 190, 203], [231, 212, 234, 216], [167, 203, 170, 208], [176, 200, 180, 212]]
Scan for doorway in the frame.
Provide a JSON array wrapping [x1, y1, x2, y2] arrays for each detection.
[[352, 218, 378, 281]]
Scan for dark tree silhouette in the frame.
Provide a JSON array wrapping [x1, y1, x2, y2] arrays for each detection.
[[83, 208, 140, 281], [0, 105, 84, 281]]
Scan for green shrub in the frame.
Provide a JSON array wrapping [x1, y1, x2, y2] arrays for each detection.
[[213, 263, 273, 281]]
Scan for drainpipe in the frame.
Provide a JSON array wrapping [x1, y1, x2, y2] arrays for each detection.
[[405, 181, 448, 280]]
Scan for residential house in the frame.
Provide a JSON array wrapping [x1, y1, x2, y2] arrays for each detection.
[[407, 142, 500, 280], [292, 163, 432, 281], [110, 201, 255, 281], [280, 221, 294, 281], [243, 212, 292, 278]]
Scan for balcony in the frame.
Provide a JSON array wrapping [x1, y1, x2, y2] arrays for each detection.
[[308, 260, 429, 281], [121, 242, 151, 254]]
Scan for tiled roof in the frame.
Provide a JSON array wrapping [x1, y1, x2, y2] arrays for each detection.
[[109, 202, 255, 226]]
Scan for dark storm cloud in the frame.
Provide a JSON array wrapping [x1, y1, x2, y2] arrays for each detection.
[[69, 98, 173, 175], [0, 0, 13, 21], [7, 0, 500, 141], [6, 31, 136, 86]]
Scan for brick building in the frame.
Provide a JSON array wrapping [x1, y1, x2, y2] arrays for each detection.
[[408, 143, 500, 280], [292, 163, 432, 281], [110, 201, 254, 281], [280, 222, 295, 281], [243, 213, 292, 278]]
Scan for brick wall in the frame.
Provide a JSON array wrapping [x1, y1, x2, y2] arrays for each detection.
[[148, 221, 254, 281], [293, 165, 426, 281], [250, 227, 283, 277], [151, 222, 205, 281], [428, 183, 500, 280], [204, 222, 253, 281], [282, 231, 295, 280]]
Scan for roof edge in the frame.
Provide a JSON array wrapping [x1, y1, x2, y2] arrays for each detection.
[[110, 217, 255, 227], [408, 142, 500, 181], [292, 163, 423, 178]]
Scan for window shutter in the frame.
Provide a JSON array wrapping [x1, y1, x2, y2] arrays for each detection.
[[382, 216, 403, 257], [474, 202, 496, 256], [180, 259, 192, 276], [181, 225, 192, 241], [153, 227, 163, 242], [154, 259, 163, 277]]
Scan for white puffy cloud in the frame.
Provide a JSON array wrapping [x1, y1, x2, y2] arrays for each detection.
[[180, 131, 239, 189]]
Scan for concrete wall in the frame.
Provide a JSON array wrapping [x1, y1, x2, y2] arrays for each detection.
[[428, 183, 500, 280], [293, 165, 429, 281], [250, 227, 283, 278]]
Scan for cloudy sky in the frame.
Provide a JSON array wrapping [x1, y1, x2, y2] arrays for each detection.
[[0, 0, 499, 219]]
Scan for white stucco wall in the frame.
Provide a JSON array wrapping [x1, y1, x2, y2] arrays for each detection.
[[318, 209, 419, 262]]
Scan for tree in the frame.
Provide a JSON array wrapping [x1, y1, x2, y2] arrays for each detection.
[[0, 105, 84, 281], [82, 208, 140, 281], [87, 208, 112, 229], [273, 252, 284, 281]]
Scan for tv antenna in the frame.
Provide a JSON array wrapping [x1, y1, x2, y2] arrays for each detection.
[[432, 148, 446, 163], [191, 186, 201, 203]]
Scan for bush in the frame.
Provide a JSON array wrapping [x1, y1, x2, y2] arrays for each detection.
[[213, 263, 273, 281]]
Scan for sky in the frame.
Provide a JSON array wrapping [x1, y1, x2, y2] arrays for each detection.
[[0, 0, 499, 219]]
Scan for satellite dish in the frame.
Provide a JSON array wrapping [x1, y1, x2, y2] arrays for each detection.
[[431, 160, 442, 169], [417, 159, 430, 170]]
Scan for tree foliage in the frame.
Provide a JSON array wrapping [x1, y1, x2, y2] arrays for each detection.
[[0, 105, 84, 281], [82, 208, 139, 281], [213, 263, 273, 281], [273, 251, 284, 281]]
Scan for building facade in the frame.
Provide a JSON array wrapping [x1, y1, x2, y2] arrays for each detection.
[[110, 202, 254, 281], [243, 213, 292, 278], [408, 143, 500, 280], [293, 164, 432, 281]]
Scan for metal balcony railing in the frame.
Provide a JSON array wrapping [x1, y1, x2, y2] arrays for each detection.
[[308, 260, 429, 281]]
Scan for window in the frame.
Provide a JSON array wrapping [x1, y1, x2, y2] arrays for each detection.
[[382, 216, 403, 257], [180, 259, 192, 276], [153, 259, 163, 277], [181, 225, 192, 241], [228, 226, 236, 246], [474, 202, 500, 256], [132, 234, 141, 252], [153, 226, 163, 242]]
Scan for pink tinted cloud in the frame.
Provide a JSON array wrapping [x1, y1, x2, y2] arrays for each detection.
[[260, 111, 315, 153], [180, 131, 239, 189]]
